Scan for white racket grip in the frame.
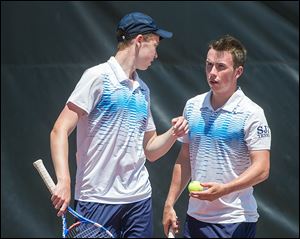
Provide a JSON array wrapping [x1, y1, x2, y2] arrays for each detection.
[[33, 159, 56, 194], [168, 227, 175, 238]]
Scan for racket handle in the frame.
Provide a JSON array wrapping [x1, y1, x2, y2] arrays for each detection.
[[33, 159, 56, 194], [168, 227, 175, 238]]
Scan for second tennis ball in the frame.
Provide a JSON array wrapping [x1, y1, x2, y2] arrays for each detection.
[[188, 181, 203, 192]]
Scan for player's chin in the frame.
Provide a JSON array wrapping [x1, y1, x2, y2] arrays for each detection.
[[142, 64, 151, 70], [145, 61, 153, 69], [138, 65, 149, 71]]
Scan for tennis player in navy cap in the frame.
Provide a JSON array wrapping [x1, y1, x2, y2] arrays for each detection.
[[50, 12, 188, 238]]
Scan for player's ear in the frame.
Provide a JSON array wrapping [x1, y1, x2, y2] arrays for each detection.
[[135, 34, 144, 47], [235, 66, 243, 79]]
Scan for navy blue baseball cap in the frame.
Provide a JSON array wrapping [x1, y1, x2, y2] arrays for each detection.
[[117, 12, 173, 42]]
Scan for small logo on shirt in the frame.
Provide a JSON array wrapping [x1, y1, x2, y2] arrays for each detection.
[[257, 125, 270, 138]]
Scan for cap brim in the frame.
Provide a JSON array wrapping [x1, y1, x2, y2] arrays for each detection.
[[155, 29, 173, 39]]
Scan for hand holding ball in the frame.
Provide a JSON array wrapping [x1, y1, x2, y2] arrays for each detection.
[[188, 181, 203, 192]]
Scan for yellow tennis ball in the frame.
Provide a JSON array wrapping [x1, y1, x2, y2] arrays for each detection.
[[188, 181, 203, 192]]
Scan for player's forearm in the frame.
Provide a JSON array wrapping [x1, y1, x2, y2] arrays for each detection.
[[224, 154, 270, 194], [144, 128, 177, 162], [165, 153, 191, 207], [164, 177, 183, 208], [50, 128, 71, 184], [165, 166, 190, 208]]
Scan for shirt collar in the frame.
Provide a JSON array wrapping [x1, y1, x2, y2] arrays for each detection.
[[107, 56, 147, 91], [202, 87, 245, 113]]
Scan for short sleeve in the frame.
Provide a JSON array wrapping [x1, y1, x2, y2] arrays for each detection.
[[146, 109, 156, 132], [244, 108, 271, 150], [67, 68, 104, 114]]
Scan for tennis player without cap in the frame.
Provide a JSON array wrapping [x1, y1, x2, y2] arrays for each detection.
[[50, 12, 188, 238], [163, 35, 271, 238]]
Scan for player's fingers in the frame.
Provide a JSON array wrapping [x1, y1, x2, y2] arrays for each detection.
[[171, 117, 180, 124], [171, 222, 178, 231], [52, 197, 60, 208], [174, 117, 184, 127], [178, 122, 189, 132], [57, 208, 66, 217], [51, 194, 58, 203], [57, 203, 68, 217], [163, 222, 171, 236], [172, 116, 185, 127], [183, 125, 189, 134], [172, 217, 179, 233], [173, 120, 188, 134], [54, 199, 64, 210], [174, 127, 189, 137]]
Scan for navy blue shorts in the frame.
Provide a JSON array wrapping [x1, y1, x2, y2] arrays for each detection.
[[74, 197, 153, 238], [183, 214, 256, 238]]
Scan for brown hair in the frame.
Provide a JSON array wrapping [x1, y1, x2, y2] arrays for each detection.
[[208, 34, 247, 68], [116, 31, 156, 51]]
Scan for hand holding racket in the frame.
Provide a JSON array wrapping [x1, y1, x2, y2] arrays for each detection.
[[33, 159, 114, 238], [168, 227, 175, 238], [166, 215, 179, 238]]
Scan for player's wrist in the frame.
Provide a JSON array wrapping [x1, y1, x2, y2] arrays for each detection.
[[164, 201, 175, 209]]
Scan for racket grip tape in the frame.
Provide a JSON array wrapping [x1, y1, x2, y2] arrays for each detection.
[[33, 159, 56, 194], [168, 227, 175, 238]]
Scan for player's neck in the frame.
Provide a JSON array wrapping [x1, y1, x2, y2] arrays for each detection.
[[210, 85, 238, 110], [115, 51, 136, 80], [211, 91, 232, 110]]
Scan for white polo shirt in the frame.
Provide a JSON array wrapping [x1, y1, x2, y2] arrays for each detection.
[[180, 87, 271, 223], [68, 56, 156, 204]]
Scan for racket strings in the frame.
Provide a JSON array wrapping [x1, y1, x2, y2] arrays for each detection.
[[67, 222, 112, 238]]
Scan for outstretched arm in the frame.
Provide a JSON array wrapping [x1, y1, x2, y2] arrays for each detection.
[[143, 116, 188, 162]]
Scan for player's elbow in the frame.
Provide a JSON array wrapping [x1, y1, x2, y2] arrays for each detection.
[[261, 169, 270, 182], [51, 125, 62, 138], [258, 167, 270, 184], [50, 127, 58, 141], [262, 159, 270, 181], [254, 154, 270, 183], [50, 125, 68, 143], [145, 153, 159, 163]]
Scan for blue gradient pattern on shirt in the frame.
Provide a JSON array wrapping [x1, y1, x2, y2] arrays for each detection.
[[88, 74, 148, 153], [186, 102, 250, 183]]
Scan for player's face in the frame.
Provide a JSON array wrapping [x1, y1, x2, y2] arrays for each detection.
[[136, 34, 160, 70], [205, 49, 242, 95]]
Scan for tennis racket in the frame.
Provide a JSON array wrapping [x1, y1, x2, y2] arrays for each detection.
[[33, 159, 114, 238], [168, 227, 175, 238]]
